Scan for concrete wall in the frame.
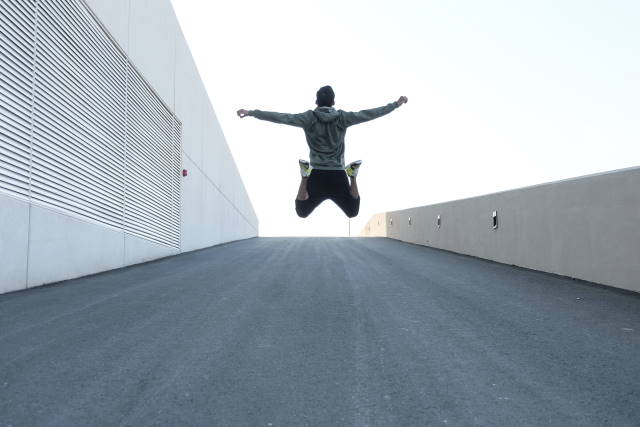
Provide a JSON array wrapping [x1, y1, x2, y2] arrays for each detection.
[[0, 0, 258, 294], [360, 167, 640, 293]]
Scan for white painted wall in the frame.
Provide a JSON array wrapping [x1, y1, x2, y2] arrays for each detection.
[[0, 194, 30, 293], [0, 0, 257, 294], [361, 167, 640, 293], [27, 205, 128, 288]]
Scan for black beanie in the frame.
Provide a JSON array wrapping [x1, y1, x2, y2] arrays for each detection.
[[316, 85, 335, 107]]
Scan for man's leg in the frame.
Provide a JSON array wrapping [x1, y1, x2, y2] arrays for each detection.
[[295, 160, 320, 218], [295, 176, 317, 217], [333, 160, 362, 217], [296, 197, 319, 218], [297, 177, 309, 201], [349, 176, 359, 199], [295, 170, 325, 218], [345, 160, 362, 198], [330, 171, 360, 218]]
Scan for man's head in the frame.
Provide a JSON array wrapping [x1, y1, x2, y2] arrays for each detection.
[[316, 85, 335, 107]]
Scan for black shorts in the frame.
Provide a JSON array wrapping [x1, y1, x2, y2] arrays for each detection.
[[295, 169, 360, 218]]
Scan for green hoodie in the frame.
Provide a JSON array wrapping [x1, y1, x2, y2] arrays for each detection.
[[249, 102, 400, 170]]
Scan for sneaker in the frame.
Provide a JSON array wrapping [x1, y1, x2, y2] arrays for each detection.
[[345, 160, 362, 178], [299, 159, 312, 178]]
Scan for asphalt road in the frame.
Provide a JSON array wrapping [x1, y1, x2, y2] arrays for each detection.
[[1, 237, 639, 426]]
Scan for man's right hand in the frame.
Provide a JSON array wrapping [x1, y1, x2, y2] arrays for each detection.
[[237, 109, 250, 118], [396, 96, 408, 106]]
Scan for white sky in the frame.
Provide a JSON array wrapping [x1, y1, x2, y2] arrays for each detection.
[[171, 0, 639, 237]]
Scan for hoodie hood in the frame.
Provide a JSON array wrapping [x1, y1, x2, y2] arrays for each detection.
[[313, 106, 340, 123]]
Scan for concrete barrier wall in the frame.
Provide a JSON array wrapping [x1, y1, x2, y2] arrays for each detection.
[[0, 0, 258, 294], [360, 167, 640, 293]]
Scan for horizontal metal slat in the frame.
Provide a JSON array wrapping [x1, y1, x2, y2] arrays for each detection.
[[126, 127, 174, 173], [0, 87, 32, 117], [126, 130, 173, 176], [34, 85, 125, 154], [0, 0, 185, 248], [30, 164, 124, 218], [124, 227, 177, 248], [126, 122, 173, 170], [0, 140, 30, 169], [32, 107, 125, 181], [124, 200, 174, 228], [128, 74, 174, 135], [123, 210, 178, 236], [124, 217, 177, 243], [34, 45, 126, 109], [49, 0, 124, 61], [124, 188, 175, 221], [126, 108, 172, 153], [35, 34, 126, 120], [51, 1, 126, 79], [124, 214, 177, 242], [124, 209, 179, 239], [35, 14, 126, 93], [30, 170, 123, 219], [33, 68, 125, 143], [38, 1, 126, 89], [31, 123, 124, 188], [127, 105, 173, 154], [0, 70, 33, 104], [0, 32, 35, 71], [127, 101, 173, 149], [125, 189, 175, 225], [31, 130, 125, 202], [29, 169, 124, 221], [0, 5, 35, 51], [0, 112, 31, 142], [1, 0, 36, 21], [127, 77, 173, 129], [127, 67, 173, 118], [34, 78, 125, 148], [0, 0, 34, 202], [0, 150, 30, 178], [0, 179, 30, 198], [30, 190, 123, 229], [124, 171, 173, 206], [30, 191, 123, 229]]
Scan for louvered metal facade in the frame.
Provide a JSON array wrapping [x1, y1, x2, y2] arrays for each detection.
[[0, 0, 34, 199], [0, 0, 182, 248]]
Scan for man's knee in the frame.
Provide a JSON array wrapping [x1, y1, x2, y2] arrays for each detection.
[[296, 207, 310, 218], [295, 200, 311, 218], [345, 203, 360, 218], [346, 197, 360, 218]]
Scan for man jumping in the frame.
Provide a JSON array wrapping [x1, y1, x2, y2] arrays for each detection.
[[237, 86, 408, 218]]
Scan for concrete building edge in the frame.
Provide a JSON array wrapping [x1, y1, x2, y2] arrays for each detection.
[[0, 192, 30, 294], [0, 1, 258, 296], [81, 0, 258, 230], [2, 235, 259, 297], [373, 236, 640, 297], [13, 197, 257, 294], [367, 224, 640, 294], [361, 167, 640, 294]]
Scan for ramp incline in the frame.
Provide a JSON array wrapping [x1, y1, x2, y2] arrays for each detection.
[[1, 238, 638, 425]]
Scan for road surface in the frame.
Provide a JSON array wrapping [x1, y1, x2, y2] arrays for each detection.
[[1, 237, 639, 426]]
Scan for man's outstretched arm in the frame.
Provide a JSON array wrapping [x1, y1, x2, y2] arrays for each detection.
[[341, 96, 408, 127], [237, 109, 309, 128]]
